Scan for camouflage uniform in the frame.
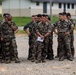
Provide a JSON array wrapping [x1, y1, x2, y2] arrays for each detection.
[[9, 22, 19, 61], [1, 21, 19, 63], [47, 23, 54, 60], [0, 22, 2, 61], [64, 19, 75, 59], [36, 22, 52, 62], [24, 22, 33, 59], [55, 20, 74, 61], [69, 19, 75, 58], [24, 22, 37, 61]]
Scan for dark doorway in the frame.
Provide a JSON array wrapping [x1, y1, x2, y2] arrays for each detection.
[[43, 2, 47, 13]]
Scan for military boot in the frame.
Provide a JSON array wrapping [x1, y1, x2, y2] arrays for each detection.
[[5, 60, 11, 64], [15, 58, 20, 63]]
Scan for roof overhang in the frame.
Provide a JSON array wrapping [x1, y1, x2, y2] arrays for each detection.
[[31, 0, 76, 4]]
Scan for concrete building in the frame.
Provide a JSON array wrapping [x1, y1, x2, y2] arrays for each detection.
[[2, 0, 76, 17]]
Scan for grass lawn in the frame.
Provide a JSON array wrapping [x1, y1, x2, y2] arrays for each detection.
[[0, 15, 58, 26]]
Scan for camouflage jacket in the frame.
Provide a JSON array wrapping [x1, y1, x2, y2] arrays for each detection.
[[54, 20, 74, 33], [24, 21, 37, 37], [36, 22, 52, 36], [0, 21, 18, 39]]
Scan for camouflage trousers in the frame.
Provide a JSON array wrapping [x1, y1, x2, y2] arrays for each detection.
[[70, 35, 75, 58], [28, 36, 37, 60], [47, 35, 54, 59], [2, 38, 18, 61], [55, 34, 74, 59], [2, 39, 11, 60], [31, 40, 37, 60], [10, 38, 19, 60], [58, 33, 72, 59], [36, 37, 49, 61], [28, 36, 32, 59], [56, 42, 60, 57], [0, 41, 2, 60]]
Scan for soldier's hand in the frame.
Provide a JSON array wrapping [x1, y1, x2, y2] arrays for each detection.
[[65, 32, 70, 35], [28, 32, 31, 36], [54, 29, 58, 35], [40, 35, 44, 39], [1, 37, 3, 41], [54, 32, 58, 35], [8, 21, 12, 25]]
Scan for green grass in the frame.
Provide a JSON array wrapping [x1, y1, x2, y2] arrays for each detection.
[[0, 15, 58, 26], [52, 16, 58, 23], [12, 17, 31, 26]]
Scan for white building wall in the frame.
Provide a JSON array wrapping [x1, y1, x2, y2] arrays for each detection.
[[31, 2, 64, 15], [31, 2, 43, 15], [2, 0, 76, 16], [2, 0, 31, 17], [2, 0, 10, 9]]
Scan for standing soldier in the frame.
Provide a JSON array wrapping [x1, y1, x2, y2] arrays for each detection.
[[67, 13, 75, 59], [0, 21, 2, 61], [1, 13, 20, 63], [54, 13, 74, 61], [8, 14, 20, 63], [36, 15, 52, 63], [46, 16, 54, 60], [24, 15, 37, 62], [24, 16, 35, 60]]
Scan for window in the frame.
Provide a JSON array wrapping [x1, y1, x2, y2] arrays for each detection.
[[59, 3, 62, 8], [72, 4, 74, 9], [67, 3, 70, 9], [52, 2, 53, 6], [36, 2, 40, 6]]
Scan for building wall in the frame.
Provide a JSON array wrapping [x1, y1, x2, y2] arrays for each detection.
[[2, 0, 76, 16], [31, 2, 64, 15], [31, 2, 76, 15], [31, 2, 43, 15], [2, 0, 31, 17]]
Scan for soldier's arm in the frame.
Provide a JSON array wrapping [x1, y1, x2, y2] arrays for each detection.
[[65, 21, 74, 35], [44, 24, 52, 37], [23, 22, 32, 31], [8, 22, 18, 31], [15, 29, 19, 33], [36, 25, 44, 39], [69, 21, 75, 33], [53, 22, 58, 34], [44, 32, 50, 37], [0, 22, 1, 40], [69, 24, 74, 33], [23, 22, 32, 35], [0, 22, 4, 41]]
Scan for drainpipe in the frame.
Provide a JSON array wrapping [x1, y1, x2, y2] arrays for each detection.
[[50, 0, 52, 20]]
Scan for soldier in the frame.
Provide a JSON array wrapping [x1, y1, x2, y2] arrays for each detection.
[[46, 16, 54, 60], [67, 13, 75, 59], [62, 12, 75, 59], [24, 15, 37, 62], [0, 19, 2, 61], [24, 16, 35, 60], [8, 15, 20, 63], [1, 13, 20, 63], [54, 13, 74, 61], [36, 15, 53, 63]]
